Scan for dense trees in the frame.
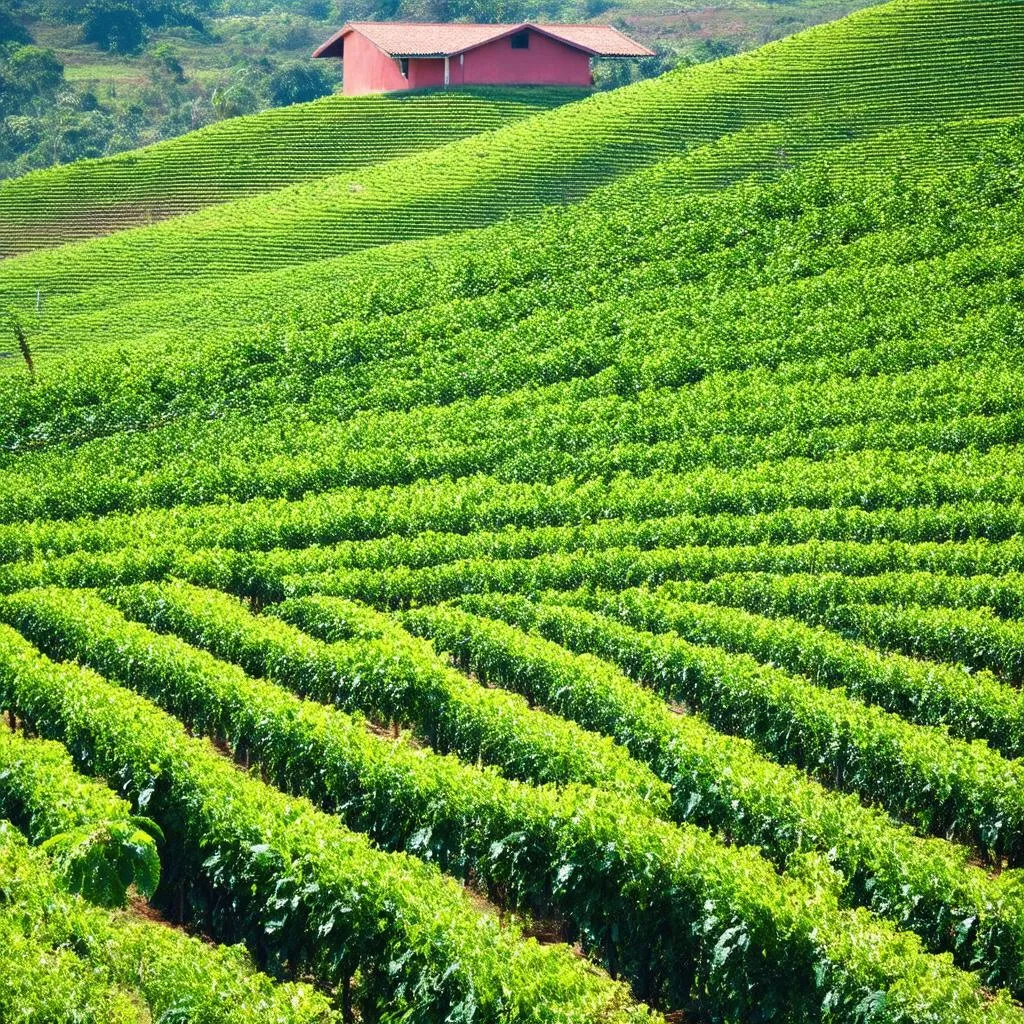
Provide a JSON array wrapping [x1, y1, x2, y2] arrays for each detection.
[[265, 60, 334, 105]]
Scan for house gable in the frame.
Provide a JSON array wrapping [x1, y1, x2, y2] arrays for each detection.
[[456, 30, 594, 87]]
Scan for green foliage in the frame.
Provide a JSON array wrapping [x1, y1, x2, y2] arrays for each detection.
[[148, 42, 184, 82], [0, 112, 1021, 501], [5, 582, 1024, 1018], [95, 577, 668, 803], [400, 594, 1024, 861], [41, 820, 161, 906], [0, 619, 658, 1024], [82, 3, 146, 53], [265, 61, 334, 106], [3, 450, 1024, 570], [0, 820, 337, 1023], [2, 45, 64, 104], [0, 724, 161, 906], [379, 593, 1024, 994], [643, 574, 1024, 743], [1, 2, 1024, 1018], [0, 7, 32, 45]]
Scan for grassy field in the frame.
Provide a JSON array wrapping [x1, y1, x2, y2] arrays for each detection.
[[0, 0, 1020, 355], [2, 0, 1024, 1021], [0, 87, 582, 256], [60, 62, 144, 83]]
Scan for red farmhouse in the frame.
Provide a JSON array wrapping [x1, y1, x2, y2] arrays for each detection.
[[313, 22, 654, 96]]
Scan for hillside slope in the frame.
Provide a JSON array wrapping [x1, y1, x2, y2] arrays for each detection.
[[0, 108, 1022, 1022], [1, 112, 1021, 500], [0, 88, 581, 258], [0, 110, 1007, 376], [0, 0, 1021, 346], [0, 0, 877, 183], [3, 0, 1024, 1016]]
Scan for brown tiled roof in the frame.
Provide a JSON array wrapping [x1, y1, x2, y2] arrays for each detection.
[[313, 22, 654, 59], [529, 24, 655, 57]]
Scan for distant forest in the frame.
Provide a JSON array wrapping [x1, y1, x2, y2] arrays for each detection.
[[0, 0, 871, 179]]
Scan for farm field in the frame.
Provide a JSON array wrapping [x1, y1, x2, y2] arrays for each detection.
[[1, 0, 1023, 356], [0, 88, 582, 258], [2, 0, 1024, 1021]]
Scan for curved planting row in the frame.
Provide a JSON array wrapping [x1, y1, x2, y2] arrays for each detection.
[[4, 143, 1024, 524], [573, 584, 1024, 756], [266, 535, 1024, 608], [11, 530, 1024, 611], [7, 224, 1019, 452], [1, 0, 1021, 356], [0, 619, 655, 1024], [657, 573, 1024, 680], [4, 385, 1023, 527], [1, 582, 1013, 1017], [406, 596, 1024, 861], [275, 593, 1024, 992], [0, 89, 577, 257], [63, 582, 667, 806], [664, 569, 1024, 620], [4, 444, 1024, 569]]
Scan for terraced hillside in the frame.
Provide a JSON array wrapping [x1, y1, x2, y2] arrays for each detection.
[[3, 0, 1024, 1021], [0, 88, 581, 259], [3, 102, 1024, 1024], [0, 0, 1021, 353]]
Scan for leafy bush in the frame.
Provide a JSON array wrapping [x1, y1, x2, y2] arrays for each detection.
[[266, 61, 334, 106], [81, 3, 145, 52]]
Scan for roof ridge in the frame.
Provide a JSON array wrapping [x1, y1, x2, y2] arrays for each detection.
[[346, 20, 520, 27], [314, 20, 654, 60]]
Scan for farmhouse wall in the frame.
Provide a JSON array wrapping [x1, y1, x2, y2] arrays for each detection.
[[341, 27, 594, 95], [342, 31, 408, 95], [460, 31, 592, 86]]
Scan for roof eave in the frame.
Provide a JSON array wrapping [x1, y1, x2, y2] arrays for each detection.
[[540, 23, 656, 57], [312, 21, 656, 60], [312, 23, 352, 58], [447, 24, 656, 58], [595, 48, 657, 57]]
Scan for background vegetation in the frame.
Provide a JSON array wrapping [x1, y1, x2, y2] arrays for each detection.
[[0, 0, 872, 179]]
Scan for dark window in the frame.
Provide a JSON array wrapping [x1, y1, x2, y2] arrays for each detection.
[[510, 31, 529, 49], [399, 57, 409, 77]]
